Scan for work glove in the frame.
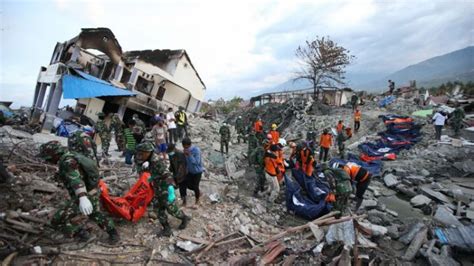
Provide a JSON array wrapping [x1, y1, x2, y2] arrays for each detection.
[[142, 161, 150, 170], [167, 185, 176, 204], [325, 192, 336, 203], [79, 196, 93, 216]]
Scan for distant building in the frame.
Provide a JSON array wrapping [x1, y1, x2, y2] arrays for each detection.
[[31, 28, 206, 130]]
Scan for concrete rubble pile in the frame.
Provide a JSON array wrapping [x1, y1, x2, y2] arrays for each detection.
[[1, 92, 474, 265]]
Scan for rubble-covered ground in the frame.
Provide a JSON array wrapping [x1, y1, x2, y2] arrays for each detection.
[[1, 96, 474, 265]]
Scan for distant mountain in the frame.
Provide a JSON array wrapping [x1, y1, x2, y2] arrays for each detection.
[[356, 46, 474, 91]]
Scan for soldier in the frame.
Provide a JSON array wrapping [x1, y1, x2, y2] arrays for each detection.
[[38, 141, 119, 243], [322, 163, 352, 217], [247, 128, 258, 166], [451, 107, 465, 137], [219, 122, 231, 155], [132, 114, 146, 143], [68, 131, 99, 164], [249, 142, 266, 197], [336, 130, 347, 159], [135, 142, 190, 237], [111, 114, 125, 152], [96, 112, 111, 157], [235, 116, 246, 144]]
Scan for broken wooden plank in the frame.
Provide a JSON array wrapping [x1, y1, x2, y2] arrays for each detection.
[[261, 241, 286, 265]]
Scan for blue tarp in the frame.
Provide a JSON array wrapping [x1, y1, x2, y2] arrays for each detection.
[[329, 153, 383, 176], [379, 114, 410, 122], [378, 96, 396, 107], [285, 171, 332, 220], [292, 169, 330, 203], [62, 74, 136, 99]]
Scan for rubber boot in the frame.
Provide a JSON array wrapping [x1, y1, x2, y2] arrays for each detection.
[[107, 229, 120, 245], [179, 215, 191, 230], [157, 225, 172, 237]]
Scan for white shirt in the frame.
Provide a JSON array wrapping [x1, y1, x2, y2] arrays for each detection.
[[432, 112, 447, 126], [166, 112, 177, 129]]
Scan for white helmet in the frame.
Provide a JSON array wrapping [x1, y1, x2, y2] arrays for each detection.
[[278, 138, 287, 147], [331, 162, 340, 169]]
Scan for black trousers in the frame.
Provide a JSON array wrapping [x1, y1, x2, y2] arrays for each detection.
[[319, 147, 329, 162], [435, 125, 443, 140], [354, 121, 360, 131], [177, 125, 188, 140], [180, 172, 202, 200], [167, 128, 177, 144]]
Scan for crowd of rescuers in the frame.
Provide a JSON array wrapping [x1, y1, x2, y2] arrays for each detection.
[[39, 106, 204, 242], [225, 106, 371, 213]]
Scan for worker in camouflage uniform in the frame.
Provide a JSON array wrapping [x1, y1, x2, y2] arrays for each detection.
[[235, 116, 246, 144], [219, 122, 231, 155], [247, 128, 258, 166], [249, 141, 266, 197], [95, 112, 111, 157], [451, 107, 465, 137], [135, 142, 190, 237], [322, 163, 352, 217], [68, 131, 99, 165], [110, 113, 125, 152], [132, 114, 146, 143], [38, 141, 119, 243]]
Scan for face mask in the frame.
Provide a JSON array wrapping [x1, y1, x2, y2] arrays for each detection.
[[168, 152, 175, 156]]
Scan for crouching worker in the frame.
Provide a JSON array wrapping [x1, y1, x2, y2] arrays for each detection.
[[264, 144, 285, 202], [135, 142, 190, 237], [331, 162, 371, 211], [322, 163, 353, 217], [38, 141, 119, 244]]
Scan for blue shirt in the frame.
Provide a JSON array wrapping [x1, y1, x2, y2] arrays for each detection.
[[185, 145, 204, 174]]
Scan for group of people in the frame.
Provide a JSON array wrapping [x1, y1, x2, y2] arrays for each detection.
[[431, 107, 465, 140], [38, 107, 208, 242]]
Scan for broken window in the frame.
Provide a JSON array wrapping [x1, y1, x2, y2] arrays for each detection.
[[156, 86, 166, 101], [121, 69, 131, 84], [135, 76, 154, 95]]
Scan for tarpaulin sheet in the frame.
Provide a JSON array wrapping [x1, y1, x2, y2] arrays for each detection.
[[412, 109, 433, 117], [378, 96, 396, 107], [99, 172, 154, 222], [329, 153, 383, 176], [292, 169, 330, 203], [360, 152, 396, 162], [62, 74, 136, 99], [379, 114, 410, 122], [285, 171, 332, 220]]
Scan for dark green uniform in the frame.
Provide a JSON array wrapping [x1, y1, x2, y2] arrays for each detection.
[[111, 114, 125, 151], [68, 131, 99, 164], [38, 141, 117, 241], [249, 145, 266, 195], [452, 108, 465, 136], [247, 132, 258, 165], [336, 132, 347, 159], [219, 124, 231, 154], [324, 168, 352, 215], [135, 143, 188, 236], [235, 117, 246, 144], [96, 113, 111, 156]]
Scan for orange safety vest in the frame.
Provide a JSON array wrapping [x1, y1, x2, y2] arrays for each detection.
[[265, 154, 279, 176], [299, 149, 314, 177], [336, 123, 344, 133], [270, 130, 280, 144], [254, 121, 263, 133], [343, 163, 369, 182], [320, 134, 332, 148], [354, 111, 361, 122]]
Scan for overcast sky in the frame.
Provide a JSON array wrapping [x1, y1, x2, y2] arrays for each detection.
[[1, 0, 473, 107]]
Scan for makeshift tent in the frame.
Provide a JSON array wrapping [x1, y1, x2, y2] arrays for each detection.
[[99, 172, 154, 222]]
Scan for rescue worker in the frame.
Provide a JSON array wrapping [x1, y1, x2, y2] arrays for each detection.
[[68, 131, 99, 164], [322, 163, 352, 217], [451, 107, 465, 137], [254, 118, 264, 142], [135, 142, 190, 237], [249, 141, 266, 197], [319, 128, 333, 162], [297, 143, 315, 177], [219, 122, 231, 155], [432, 110, 447, 140], [95, 112, 111, 157], [175, 107, 188, 141], [132, 114, 146, 143], [235, 116, 246, 144], [336, 120, 344, 134], [332, 162, 372, 210], [336, 129, 347, 159], [111, 113, 125, 152], [38, 141, 119, 243], [351, 94, 358, 111], [306, 129, 318, 154], [354, 109, 361, 132], [247, 128, 259, 166], [264, 144, 284, 202], [269, 124, 280, 144]]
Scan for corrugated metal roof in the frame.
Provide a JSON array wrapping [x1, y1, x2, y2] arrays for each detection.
[[62, 74, 136, 99]]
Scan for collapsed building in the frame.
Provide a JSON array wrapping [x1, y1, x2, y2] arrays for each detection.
[[31, 28, 206, 130]]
